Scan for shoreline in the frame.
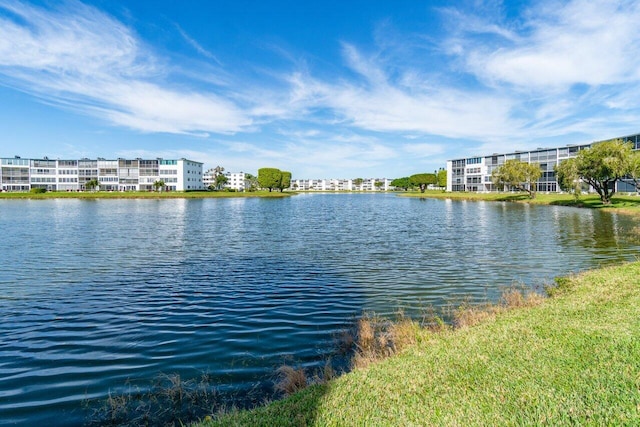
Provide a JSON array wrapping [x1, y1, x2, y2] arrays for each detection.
[[197, 261, 640, 426], [398, 190, 640, 214], [0, 190, 295, 200], [4, 189, 639, 215]]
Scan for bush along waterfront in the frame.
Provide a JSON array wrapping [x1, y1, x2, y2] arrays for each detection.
[[197, 262, 640, 426]]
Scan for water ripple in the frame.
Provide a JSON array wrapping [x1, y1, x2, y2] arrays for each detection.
[[0, 195, 638, 425]]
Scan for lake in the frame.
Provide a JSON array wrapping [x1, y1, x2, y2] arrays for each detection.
[[0, 194, 638, 425]]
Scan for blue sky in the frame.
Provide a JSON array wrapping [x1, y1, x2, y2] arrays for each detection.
[[1, 0, 640, 178]]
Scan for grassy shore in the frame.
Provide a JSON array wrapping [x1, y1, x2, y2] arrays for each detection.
[[400, 190, 640, 214], [197, 262, 640, 426], [0, 190, 293, 199]]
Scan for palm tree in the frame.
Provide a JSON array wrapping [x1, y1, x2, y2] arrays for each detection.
[[214, 173, 228, 190], [85, 179, 99, 192], [153, 180, 165, 192]]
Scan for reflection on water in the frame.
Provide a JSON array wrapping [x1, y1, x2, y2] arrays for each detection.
[[0, 194, 638, 425]]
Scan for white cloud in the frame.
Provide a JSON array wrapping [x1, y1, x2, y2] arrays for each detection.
[[290, 47, 520, 141], [461, 0, 640, 89], [0, 0, 252, 134], [174, 24, 221, 64], [4, 0, 640, 177]]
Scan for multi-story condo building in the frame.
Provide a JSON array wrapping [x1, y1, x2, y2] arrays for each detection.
[[202, 170, 215, 188], [223, 172, 250, 191], [446, 133, 640, 193], [0, 157, 203, 192], [290, 178, 392, 191], [203, 171, 251, 191]]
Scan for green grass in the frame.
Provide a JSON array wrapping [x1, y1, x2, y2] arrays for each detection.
[[0, 190, 293, 199], [400, 190, 640, 213], [197, 262, 640, 426]]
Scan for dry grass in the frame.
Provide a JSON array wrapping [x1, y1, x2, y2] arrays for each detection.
[[316, 360, 336, 384], [453, 301, 501, 328], [419, 305, 449, 332], [453, 285, 545, 328], [85, 372, 220, 426], [352, 312, 422, 369], [500, 286, 545, 308], [274, 359, 338, 398], [336, 328, 356, 355], [274, 366, 308, 396], [345, 287, 544, 369]]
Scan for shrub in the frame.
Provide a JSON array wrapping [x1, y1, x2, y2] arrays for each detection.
[[30, 188, 47, 194]]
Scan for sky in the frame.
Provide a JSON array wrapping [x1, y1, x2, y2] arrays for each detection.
[[2, 0, 640, 179]]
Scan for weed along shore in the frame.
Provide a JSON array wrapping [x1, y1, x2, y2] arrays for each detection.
[[196, 262, 640, 426]]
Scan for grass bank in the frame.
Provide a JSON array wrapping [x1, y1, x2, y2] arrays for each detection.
[[0, 190, 293, 200], [198, 262, 640, 426], [400, 190, 640, 214]]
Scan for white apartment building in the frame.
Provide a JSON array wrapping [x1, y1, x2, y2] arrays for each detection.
[[290, 178, 392, 191], [446, 133, 640, 193], [224, 172, 250, 191], [0, 157, 204, 192], [203, 171, 251, 191]]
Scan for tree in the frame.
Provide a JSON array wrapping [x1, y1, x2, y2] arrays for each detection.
[[353, 178, 364, 190], [206, 166, 227, 191], [390, 177, 410, 191], [374, 181, 384, 190], [409, 173, 436, 193], [555, 157, 582, 200], [214, 173, 228, 190], [491, 160, 542, 198], [153, 179, 165, 192], [436, 169, 447, 190], [258, 168, 282, 192], [245, 173, 258, 192], [85, 179, 99, 192], [630, 151, 640, 192], [278, 171, 292, 192], [555, 139, 633, 204]]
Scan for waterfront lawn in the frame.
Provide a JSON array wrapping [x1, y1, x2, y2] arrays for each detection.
[[0, 190, 293, 199], [198, 262, 640, 426], [401, 190, 640, 212]]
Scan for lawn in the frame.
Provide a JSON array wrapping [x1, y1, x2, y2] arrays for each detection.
[[400, 190, 640, 213], [197, 262, 640, 426], [0, 190, 293, 199]]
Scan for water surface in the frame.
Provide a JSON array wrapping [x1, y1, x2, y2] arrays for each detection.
[[0, 194, 637, 425]]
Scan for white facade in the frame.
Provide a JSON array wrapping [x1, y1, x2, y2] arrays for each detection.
[[178, 159, 205, 191], [0, 157, 203, 192], [290, 178, 392, 191], [203, 171, 250, 191], [224, 172, 250, 191], [446, 133, 640, 193]]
